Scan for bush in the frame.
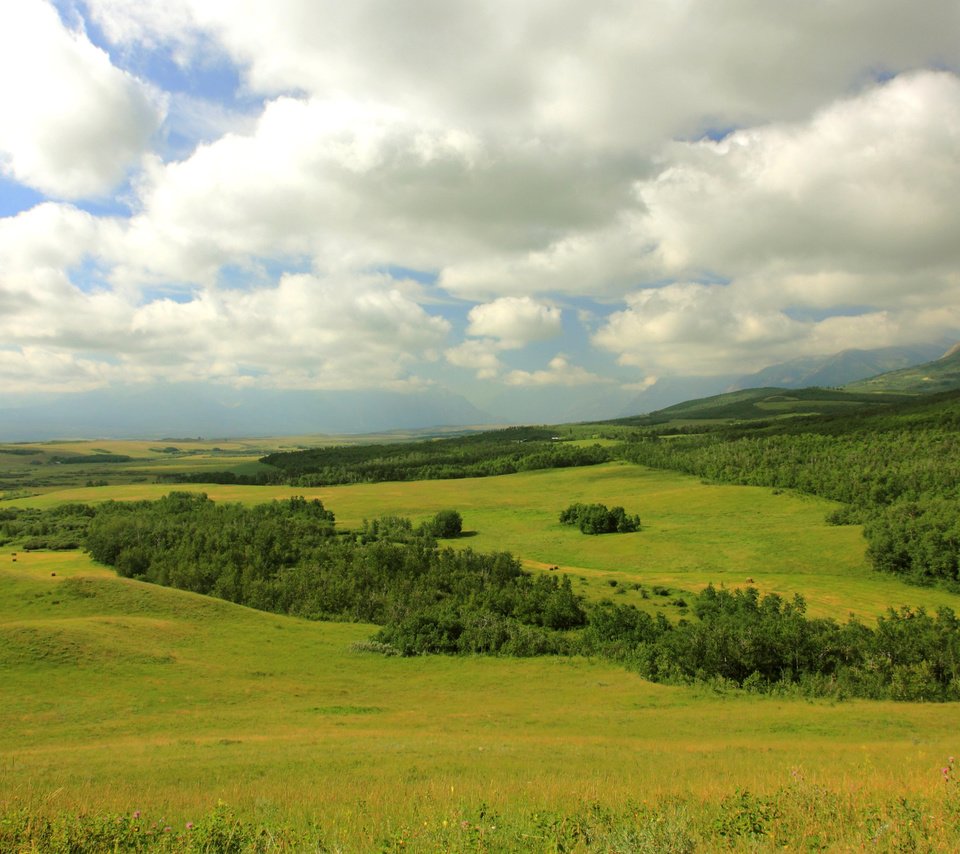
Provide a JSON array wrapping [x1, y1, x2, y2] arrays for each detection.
[[424, 509, 463, 539], [559, 503, 640, 535]]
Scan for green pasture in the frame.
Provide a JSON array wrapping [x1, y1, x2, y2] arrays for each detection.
[[10, 462, 960, 622], [1, 554, 958, 848]]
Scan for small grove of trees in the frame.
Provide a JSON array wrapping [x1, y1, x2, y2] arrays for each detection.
[[559, 503, 640, 534], [582, 585, 960, 701], [359, 510, 463, 543]]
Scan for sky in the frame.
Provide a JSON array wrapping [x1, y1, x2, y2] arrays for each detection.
[[1, 0, 959, 426]]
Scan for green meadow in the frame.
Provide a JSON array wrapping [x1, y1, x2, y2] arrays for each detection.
[[11, 461, 960, 621], [4, 458, 960, 849]]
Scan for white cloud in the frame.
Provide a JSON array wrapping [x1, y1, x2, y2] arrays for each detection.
[[5, 3, 960, 404], [466, 297, 562, 348], [593, 281, 960, 377], [504, 356, 610, 387], [0, 0, 164, 198], [636, 71, 960, 287], [84, 0, 960, 143], [445, 339, 503, 381], [585, 71, 960, 376], [0, 210, 451, 390]]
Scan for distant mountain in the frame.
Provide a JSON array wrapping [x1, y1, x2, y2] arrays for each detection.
[[729, 344, 948, 391], [844, 343, 960, 394], [0, 384, 491, 441], [617, 375, 739, 417]]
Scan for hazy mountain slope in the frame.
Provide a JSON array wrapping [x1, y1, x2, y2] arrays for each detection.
[[617, 375, 739, 417], [729, 344, 947, 391], [844, 344, 960, 393]]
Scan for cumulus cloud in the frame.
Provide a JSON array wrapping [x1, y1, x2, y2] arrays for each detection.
[[0, 211, 451, 390], [445, 339, 503, 381], [444, 297, 564, 380], [504, 356, 610, 387], [0, 0, 164, 198], [593, 281, 960, 377], [111, 97, 630, 288], [466, 297, 562, 347], [636, 71, 960, 286], [586, 71, 960, 376], [4, 2, 960, 403], [84, 0, 960, 142]]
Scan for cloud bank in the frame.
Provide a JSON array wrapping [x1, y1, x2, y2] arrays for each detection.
[[1, 0, 959, 414]]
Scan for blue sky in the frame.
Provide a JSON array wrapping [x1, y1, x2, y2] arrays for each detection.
[[1, 0, 959, 426]]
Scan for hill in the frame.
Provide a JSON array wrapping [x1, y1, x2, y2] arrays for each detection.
[[728, 344, 947, 391], [5, 468, 960, 848], [613, 386, 914, 426], [844, 343, 960, 393]]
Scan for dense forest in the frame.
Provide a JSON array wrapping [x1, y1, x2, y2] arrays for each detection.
[[5, 493, 960, 700]]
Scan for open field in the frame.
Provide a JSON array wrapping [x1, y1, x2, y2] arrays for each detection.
[[0, 430, 492, 498], [2, 552, 960, 850], [5, 459, 960, 848], [9, 462, 960, 622]]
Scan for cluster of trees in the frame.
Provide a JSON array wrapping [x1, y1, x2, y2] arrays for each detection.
[[259, 428, 612, 485], [559, 503, 640, 534], [357, 510, 463, 542], [585, 586, 960, 701], [618, 391, 960, 586], [82, 494, 584, 654], [156, 470, 284, 486], [0, 503, 95, 550]]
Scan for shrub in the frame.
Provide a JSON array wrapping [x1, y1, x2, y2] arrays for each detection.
[[423, 509, 463, 539], [559, 503, 640, 535]]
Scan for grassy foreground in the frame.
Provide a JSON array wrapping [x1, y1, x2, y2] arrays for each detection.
[[5, 462, 960, 849], [2, 550, 960, 850]]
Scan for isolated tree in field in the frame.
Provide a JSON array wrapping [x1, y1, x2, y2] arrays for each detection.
[[425, 509, 463, 538], [559, 503, 640, 534]]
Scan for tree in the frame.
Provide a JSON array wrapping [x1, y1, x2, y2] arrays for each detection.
[[425, 509, 463, 539]]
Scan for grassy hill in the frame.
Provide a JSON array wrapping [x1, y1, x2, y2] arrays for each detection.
[[6, 384, 960, 847], [610, 344, 960, 428], [4, 540, 960, 850], [11, 464, 960, 622], [614, 386, 914, 426]]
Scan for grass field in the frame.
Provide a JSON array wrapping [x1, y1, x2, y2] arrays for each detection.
[[5, 460, 960, 849], [2, 551, 960, 850], [10, 462, 960, 622]]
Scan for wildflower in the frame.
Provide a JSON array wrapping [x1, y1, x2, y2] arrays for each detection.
[[163, 826, 171, 833], [186, 822, 194, 830], [133, 810, 141, 819]]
